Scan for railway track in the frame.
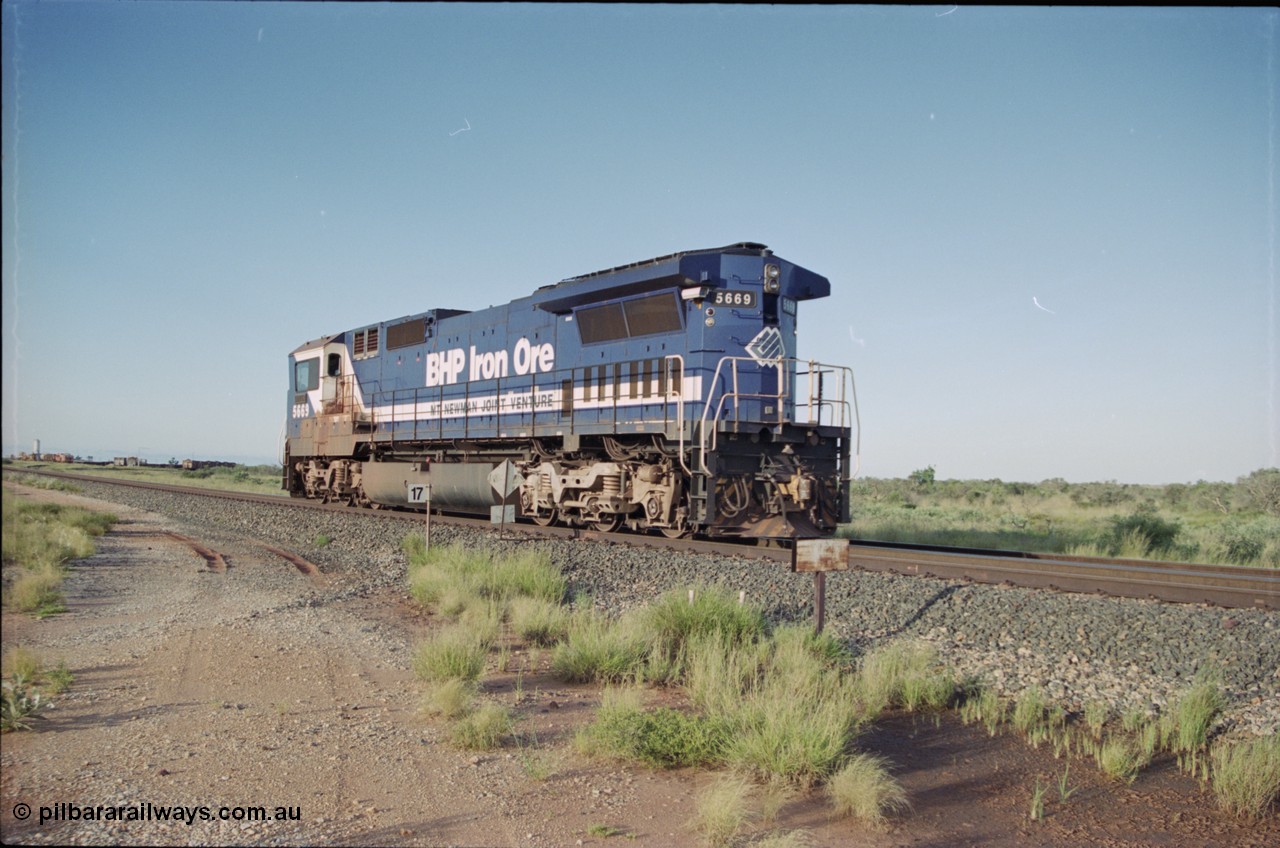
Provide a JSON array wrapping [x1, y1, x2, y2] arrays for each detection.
[[7, 467, 1278, 610]]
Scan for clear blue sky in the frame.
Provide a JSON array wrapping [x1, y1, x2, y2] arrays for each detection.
[[3, 3, 1276, 484]]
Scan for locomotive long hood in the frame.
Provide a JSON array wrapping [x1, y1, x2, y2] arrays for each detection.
[[530, 242, 830, 314]]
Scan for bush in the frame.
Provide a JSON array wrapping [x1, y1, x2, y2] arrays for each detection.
[[1108, 506, 1180, 555], [1239, 468, 1280, 517]]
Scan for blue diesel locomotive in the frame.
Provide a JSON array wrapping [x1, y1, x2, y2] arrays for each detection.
[[284, 242, 857, 538]]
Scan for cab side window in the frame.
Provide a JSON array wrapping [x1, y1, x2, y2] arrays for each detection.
[[295, 358, 319, 393]]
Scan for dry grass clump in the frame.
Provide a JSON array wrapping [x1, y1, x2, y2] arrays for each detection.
[[959, 683, 1006, 736], [689, 774, 753, 848], [1095, 735, 1149, 784], [826, 752, 910, 826], [449, 701, 512, 750], [421, 678, 477, 721], [2, 496, 117, 617], [508, 596, 571, 646]]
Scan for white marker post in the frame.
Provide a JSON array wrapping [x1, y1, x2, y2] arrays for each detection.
[[407, 482, 431, 551]]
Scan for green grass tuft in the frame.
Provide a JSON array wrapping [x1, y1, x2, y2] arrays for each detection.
[[580, 689, 728, 769], [1210, 733, 1280, 818], [413, 625, 490, 683], [449, 701, 511, 750]]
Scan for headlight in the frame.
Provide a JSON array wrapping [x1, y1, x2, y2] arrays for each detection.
[[764, 264, 781, 293]]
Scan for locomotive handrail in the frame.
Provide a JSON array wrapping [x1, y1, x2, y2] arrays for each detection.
[[696, 356, 856, 475], [663, 354, 690, 476]]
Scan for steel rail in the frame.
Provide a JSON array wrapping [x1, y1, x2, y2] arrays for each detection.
[[8, 468, 1278, 610], [841, 543, 1278, 611]]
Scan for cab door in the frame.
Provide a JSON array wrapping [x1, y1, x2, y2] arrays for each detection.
[[320, 343, 346, 412]]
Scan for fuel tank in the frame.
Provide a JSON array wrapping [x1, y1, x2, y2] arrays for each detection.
[[360, 460, 500, 513]]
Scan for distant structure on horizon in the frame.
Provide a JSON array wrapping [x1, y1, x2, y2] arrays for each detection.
[[181, 459, 236, 471]]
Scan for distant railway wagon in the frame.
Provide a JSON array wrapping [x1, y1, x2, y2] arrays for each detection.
[[181, 459, 236, 471], [284, 243, 857, 539]]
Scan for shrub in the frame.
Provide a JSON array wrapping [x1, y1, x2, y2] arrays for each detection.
[[1107, 506, 1180, 555], [1239, 467, 1280, 517]]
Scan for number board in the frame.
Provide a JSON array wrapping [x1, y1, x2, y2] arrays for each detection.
[[712, 289, 757, 309], [792, 538, 849, 573], [406, 483, 430, 505]]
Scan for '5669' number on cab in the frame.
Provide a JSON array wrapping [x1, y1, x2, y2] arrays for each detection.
[[712, 290, 757, 308]]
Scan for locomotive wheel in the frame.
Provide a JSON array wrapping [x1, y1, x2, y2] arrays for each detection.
[[531, 508, 558, 527], [592, 515, 623, 533], [659, 525, 690, 539]]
